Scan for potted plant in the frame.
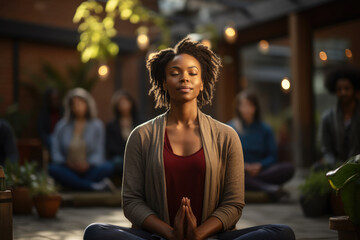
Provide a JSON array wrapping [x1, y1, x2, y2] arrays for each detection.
[[4, 160, 37, 214], [31, 172, 61, 218], [299, 169, 332, 217], [326, 154, 360, 240]]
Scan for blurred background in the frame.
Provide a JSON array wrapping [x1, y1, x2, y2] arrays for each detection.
[[0, 0, 359, 169]]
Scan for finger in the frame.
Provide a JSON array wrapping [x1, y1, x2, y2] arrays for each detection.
[[187, 203, 195, 219]]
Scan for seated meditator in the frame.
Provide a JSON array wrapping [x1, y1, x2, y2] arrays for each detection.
[[105, 90, 139, 177], [320, 67, 360, 167], [227, 90, 294, 201], [83, 37, 295, 240], [48, 88, 114, 191]]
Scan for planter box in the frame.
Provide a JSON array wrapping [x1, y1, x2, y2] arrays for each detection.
[[329, 216, 360, 240]]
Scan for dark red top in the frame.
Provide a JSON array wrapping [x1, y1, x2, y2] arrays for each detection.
[[163, 130, 206, 227]]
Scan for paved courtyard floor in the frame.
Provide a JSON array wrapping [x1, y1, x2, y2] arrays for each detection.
[[12, 169, 339, 240], [13, 203, 337, 240]]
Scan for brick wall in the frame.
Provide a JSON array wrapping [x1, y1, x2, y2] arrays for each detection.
[[0, 1, 146, 137]]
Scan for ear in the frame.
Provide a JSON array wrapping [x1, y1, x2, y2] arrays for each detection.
[[200, 81, 204, 91]]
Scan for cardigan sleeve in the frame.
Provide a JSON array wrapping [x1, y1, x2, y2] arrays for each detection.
[[122, 127, 157, 227], [210, 127, 245, 230]]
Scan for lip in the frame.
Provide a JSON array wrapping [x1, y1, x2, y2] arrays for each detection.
[[177, 86, 193, 93], [177, 86, 193, 90]]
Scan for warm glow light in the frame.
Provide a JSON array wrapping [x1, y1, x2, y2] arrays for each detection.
[[345, 48, 353, 58], [225, 27, 236, 37], [224, 26, 237, 43], [201, 39, 211, 49], [259, 40, 270, 53], [319, 51, 327, 61], [281, 77, 290, 91], [98, 65, 109, 77], [137, 33, 149, 50]]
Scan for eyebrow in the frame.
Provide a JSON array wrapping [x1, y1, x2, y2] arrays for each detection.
[[169, 66, 199, 70]]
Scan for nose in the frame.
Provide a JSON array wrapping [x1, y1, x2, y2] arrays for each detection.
[[180, 73, 190, 82]]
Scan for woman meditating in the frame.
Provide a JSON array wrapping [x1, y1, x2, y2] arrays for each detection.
[[84, 38, 295, 240], [49, 88, 114, 191], [227, 90, 295, 201]]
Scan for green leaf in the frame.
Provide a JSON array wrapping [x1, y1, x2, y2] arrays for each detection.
[[327, 154, 360, 190], [106, 0, 119, 12], [341, 179, 360, 224]]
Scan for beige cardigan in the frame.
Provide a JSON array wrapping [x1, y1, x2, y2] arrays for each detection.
[[122, 109, 245, 231]]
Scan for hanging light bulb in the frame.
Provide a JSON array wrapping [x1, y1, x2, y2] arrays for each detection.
[[281, 77, 290, 91], [319, 51, 327, 61], [345, 48, 352, 59], [258, 40, 270, 54], [224, 26, 237, 44], [98, 64, 109, 81], [137, 33, 149, 51]]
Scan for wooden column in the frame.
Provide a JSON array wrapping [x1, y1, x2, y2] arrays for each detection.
[[289, 12, 315, 167], [216, 41, 240, 122]]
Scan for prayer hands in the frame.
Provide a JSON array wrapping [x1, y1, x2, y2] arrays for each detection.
[[67, 160, 90, 174], [245, 163, 262, 177], [172, 197, 201, 240]]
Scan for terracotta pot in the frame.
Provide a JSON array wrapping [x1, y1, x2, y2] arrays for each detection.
[[33, 194, 61, 218], [12, 187, 33, 214]]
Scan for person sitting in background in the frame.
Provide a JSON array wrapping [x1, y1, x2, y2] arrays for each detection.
[[320, 67, 360, 167], [227, 90, 294, 200], [48, 88, 114, 191], [37, 88, 62, 152], [106, 90, 139, 177], [0, 119, 18, 166]]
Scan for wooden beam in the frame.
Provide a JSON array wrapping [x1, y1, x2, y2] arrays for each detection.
[[236, 17, 288, 46], [0, 18, 137, 53]]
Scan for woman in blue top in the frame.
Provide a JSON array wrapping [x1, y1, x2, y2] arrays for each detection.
[[227, 90, 294, 200], [48, 88, 114, 191]]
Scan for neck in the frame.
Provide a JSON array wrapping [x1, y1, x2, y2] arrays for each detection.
[[75, 117, 87, 122], [168, 100, 198, 126]]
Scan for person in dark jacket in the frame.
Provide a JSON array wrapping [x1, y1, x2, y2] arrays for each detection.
[[105, 90, 139, 176], [320, 67, 360, 167]]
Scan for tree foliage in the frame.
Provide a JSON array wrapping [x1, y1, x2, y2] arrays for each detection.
[[73, 0, 170, 62]]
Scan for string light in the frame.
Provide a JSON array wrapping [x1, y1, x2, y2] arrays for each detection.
[[281, 77, 290, 91], [345, 48, 353, 59], [98, 64, 109, 80], [258, 40, 269, 54], [224, 26, 237, 43], [319, 51, 327, 61], [137, 33, 149, 51]]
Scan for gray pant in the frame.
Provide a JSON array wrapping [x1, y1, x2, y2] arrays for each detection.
[[83, 223, 295, 240]]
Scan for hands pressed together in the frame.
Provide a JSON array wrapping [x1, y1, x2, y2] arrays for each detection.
[[171, 197, 200, 240], [245, 163, 262, 177]]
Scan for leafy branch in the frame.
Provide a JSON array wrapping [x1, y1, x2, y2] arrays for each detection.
[[73, 0, 170, 62]]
